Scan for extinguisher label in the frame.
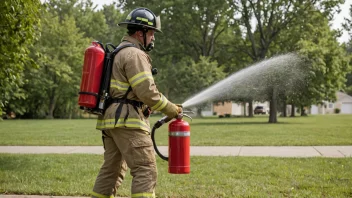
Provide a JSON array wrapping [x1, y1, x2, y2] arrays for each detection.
[[169, 132, 190, 137]]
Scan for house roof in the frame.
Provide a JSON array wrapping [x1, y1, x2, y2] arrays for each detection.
[[337, 91, 352, 103]]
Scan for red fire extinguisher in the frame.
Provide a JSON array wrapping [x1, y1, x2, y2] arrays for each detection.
[[78, 42, 135, 115], [78, 41, 105, 109], [152, 113, 192, 174]]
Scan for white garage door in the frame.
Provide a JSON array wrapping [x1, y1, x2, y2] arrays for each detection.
[[311, 105, 319, 115], [341, 103, 352, 114], [232, 103, 242, 115]]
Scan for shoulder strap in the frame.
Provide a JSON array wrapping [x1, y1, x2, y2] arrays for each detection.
[[99, 43, 136, 112], [106, 43, 136, 96], [111, 43, 136, 57], [101, 43, 136, 98]]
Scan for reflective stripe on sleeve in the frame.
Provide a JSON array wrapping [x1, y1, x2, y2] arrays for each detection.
[[91, 191, 114, 198], [96, 118, 150, 132], [169, 131, 190, 137], [131, 192, 155, 198], [110, 80, 130, 91], [151, 94, 168, 111], [129, 71, 153, 88]]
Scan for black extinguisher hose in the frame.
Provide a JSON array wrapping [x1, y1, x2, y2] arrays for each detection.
[[151, 116, 170, 161]]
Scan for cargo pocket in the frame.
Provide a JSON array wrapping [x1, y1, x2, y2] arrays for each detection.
[[130, 137, 155, 165]]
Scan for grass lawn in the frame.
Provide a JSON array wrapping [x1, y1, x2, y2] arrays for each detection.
[[0, 115, 351, 146], [0, 154, 351, 197]]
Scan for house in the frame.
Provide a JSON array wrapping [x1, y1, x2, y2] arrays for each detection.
[[213, 101, 270, 116], [310, 91, 352, 114], [209, 91, 352, 116]]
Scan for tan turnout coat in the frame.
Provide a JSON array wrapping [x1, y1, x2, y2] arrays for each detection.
[[96, 36, 174, 132]]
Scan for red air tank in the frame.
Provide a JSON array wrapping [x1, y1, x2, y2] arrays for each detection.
[[168, 117, 190, 174], [78, 42, 105, 108]]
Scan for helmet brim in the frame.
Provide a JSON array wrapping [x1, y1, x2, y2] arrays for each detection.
[[118, 22, 162, 33]]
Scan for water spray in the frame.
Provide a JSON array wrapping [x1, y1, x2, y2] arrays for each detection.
[[181, 53, 307, 109]]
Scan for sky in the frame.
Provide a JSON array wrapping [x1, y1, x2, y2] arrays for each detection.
[[330, 0, 351, 43]]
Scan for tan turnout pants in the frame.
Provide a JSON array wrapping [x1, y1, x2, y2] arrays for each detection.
[[92, 128, 157, 198]]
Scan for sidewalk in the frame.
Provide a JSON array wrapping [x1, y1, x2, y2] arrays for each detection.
[[0, 146, 351, 157]]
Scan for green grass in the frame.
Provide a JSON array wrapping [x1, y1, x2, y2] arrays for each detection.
[[0, 154, 351, 197], [0, 115, 351, 146]]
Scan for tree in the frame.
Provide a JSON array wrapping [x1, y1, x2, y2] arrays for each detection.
[[229, 0, 344, 122], [20, 6, 90, 118], [74, 0, 109, 42], [0, 0, 41, 116], [118, 0, 236, 103], [343, 4, 352, 95], [46, 0, 109, 42], [155, 56, 226, 106], [101, 3, 126, 44], [294, 18, 350, 113], [11, 0, 118, 118]]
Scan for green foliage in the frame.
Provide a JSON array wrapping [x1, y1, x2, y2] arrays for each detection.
[[345, 85, 352, 96], [334, 108, 341, 114], [343, 4, 352, 92], [0, 0, 41, 114], [100, 3, 126, 44], [121, 0, 236, 102], [177, 56, 226, 100], [11, 2, 92, 118], [2, 0, 351, 119], [119, 0, 234, 59], [155, 56, 225, 103], [296, 12, 351, 105], [229, 0, 345, 121]]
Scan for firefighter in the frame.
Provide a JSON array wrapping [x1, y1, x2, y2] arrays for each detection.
[[91, 7, 182, 198]]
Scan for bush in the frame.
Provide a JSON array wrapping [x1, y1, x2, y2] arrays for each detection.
[[225, 114, 231, 118], [334, 108, 340, 114]]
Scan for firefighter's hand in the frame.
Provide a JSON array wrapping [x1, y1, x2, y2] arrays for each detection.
[[176, 104, 183, 114], [164, 103, 183, 120]]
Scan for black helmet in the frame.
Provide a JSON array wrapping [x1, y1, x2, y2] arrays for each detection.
[[118, 8, 162, 33]]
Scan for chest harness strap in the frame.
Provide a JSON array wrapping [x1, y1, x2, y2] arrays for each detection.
[[113, 86, 144, 126]]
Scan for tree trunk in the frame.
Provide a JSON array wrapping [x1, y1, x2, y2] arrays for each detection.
[[243, 102, 246, 117], [268, 90, 277, 123], [281, 101, 287, 117], [248, 100, 253, 117], [48, 99, 56, 119], [47, 87, 57, 119], [300, 106, 307, 116], [197, 107, 203, 117], [290, 104, 295, 117]]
